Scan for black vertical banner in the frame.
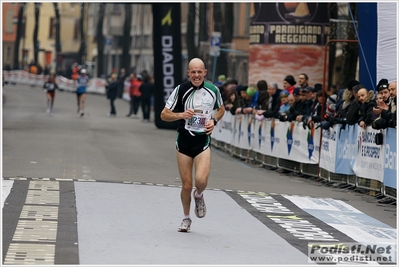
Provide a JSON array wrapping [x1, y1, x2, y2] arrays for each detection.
[[152, 3, 182, 129]]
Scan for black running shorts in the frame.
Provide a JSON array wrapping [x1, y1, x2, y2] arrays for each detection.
[[175, 133, 211, 158]]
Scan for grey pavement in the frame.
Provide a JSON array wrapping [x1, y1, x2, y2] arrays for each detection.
[[2, 83, 397, 266]]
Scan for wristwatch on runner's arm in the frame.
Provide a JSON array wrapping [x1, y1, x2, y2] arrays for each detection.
[[212, 118, 218, 126]]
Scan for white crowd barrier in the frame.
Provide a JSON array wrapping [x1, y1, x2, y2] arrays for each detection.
[[3, 70, 107, 95], [212, 112, 397, 198]]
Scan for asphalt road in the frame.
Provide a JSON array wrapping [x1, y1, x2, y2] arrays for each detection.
[[2, 83, 397, 266]]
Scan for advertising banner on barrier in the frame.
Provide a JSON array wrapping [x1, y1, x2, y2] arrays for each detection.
[[248, 117, 257, 150], [319, 126, 338, 173], [212, 111, 233, 143], [383, 127, 397, 189], [353, 127, 384, 182], [4, 70, 107, 94], [253, 119, 271, 155], [210, 114, 396, 189], [232, 115, 251, 150], [276, 120, 319, 164], [335, 124, 358, 175]]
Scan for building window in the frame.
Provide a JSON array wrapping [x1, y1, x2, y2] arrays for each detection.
[[45, 51, 52, 64], [19, 17, 26, 38], [5, 46, 11, 62], [111, 4, 121, 15], [6, 10, 14, 33], [244, 3, 250, 37], [233, 4, 240, 37], [74, 19, 79, 40], [49, 17, 55, 38]]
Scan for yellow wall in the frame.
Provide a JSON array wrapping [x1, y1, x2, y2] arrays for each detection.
[[21, 3, 81, 68]]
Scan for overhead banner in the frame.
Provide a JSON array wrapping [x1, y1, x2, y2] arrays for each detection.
[[357, 3, 397, 89], [376, 2, 397, 83], [152, 4, 182, 129], [249, 3, 330, 87]]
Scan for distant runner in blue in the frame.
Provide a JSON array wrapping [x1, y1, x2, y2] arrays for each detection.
[[75, 69, 90, 117]]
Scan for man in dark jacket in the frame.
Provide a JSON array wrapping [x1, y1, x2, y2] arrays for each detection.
[[286, 87, 303, 121], [373, 81, 397, 129], [117, 68, 127, 98], [258, 82, 281, 118], [295, 86, 313, 123], [139, 77, 155, 122], [106, 73, 119, 117], [344, 84, 363, 125]]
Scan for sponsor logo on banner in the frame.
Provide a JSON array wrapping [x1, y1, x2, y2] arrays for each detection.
[[258, 121, 263, 149], [307, 127, 315, 159], [286, 121, 295, 155], [247, 118, 252, 146], [238, 116, 242, 144], [353, 127, 384, 180], [270, 119, 276, 151], [152, 4, 181, 129]]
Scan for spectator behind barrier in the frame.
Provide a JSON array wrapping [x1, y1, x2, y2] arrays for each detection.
[[255, 80, 269, 111], [357, 87, 377, 129], [304, 90, 327, 129], [372, 81, 397, 129], [255, 82, 281, 119], [283, 75, 296, 95], [235, 85, 253, 115], [294, 86, 313, 123], [285, 87, 303, 122], [225, 90, 241, 115], [341, 83, 362, 125], [279, 90, 291, 115]]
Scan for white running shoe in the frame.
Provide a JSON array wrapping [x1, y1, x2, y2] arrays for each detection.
[[46, 109, 50, 114], [193, 190, 206, 218], [178, 218, 192, 232]]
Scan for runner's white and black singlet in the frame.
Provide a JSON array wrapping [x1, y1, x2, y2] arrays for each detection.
[[165, 81, 223, 157]]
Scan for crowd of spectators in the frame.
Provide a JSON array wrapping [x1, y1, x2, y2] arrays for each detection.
[[215, 74, 397, 132]]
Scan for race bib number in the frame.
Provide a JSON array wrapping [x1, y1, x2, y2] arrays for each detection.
[[185, 110, 209, 132]]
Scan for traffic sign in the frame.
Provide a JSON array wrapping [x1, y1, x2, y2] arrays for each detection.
[[210, 32, 221, 57]]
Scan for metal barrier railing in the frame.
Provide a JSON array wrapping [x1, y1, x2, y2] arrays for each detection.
[[212, 141, 396, 201]]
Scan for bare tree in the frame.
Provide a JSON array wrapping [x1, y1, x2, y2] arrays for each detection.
[[213, 3, 233, 79], [53, 3, 61, 73], [77, 3, 86, 64], [328, 3, 338, 90], [13, 3, 26, 69], [33, 3, 41, 65], [198, 3, 208, 43], [340, 3, 358, 87], [120, 3, 132, 71], [96, 3, 106, 77], [187, 3, 197, 60]]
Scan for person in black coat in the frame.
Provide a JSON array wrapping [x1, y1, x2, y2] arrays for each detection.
[[139, 78, 155, 122], [357, 87, 377, 129], [295, 86, 313, 123], [344, 84, 363, 125], [285, 88, 303, 121], [106, 73, 119, 117], [255, 83, 281, 119]]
